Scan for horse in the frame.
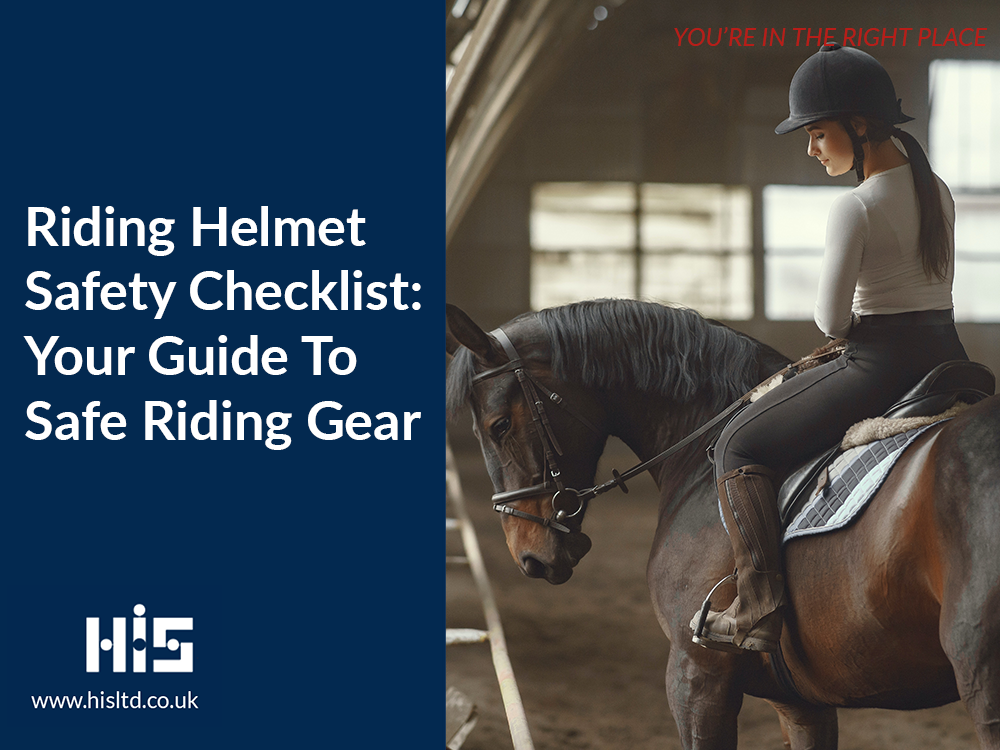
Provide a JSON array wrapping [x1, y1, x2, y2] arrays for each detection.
[[445, 298, 1000, 749]]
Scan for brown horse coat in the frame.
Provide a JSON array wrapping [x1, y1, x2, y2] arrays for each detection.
[[447, 300, 1000, 749]]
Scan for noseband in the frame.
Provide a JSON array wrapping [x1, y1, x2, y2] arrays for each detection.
[[472, 328, 847, 535]]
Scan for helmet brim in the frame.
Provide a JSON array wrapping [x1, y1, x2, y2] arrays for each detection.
[[775, 111, 915, 136]]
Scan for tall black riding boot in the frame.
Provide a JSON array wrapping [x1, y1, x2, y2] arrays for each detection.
[[690, 465, 786, 653]]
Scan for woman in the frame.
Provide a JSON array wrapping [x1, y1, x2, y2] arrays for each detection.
[[691, 43, 968, 654]]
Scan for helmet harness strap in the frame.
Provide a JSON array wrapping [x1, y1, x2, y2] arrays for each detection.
[[840, 116, 868, 184]]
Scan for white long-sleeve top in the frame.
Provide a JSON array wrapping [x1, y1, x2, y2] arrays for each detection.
[[814, 163, 955, 338]]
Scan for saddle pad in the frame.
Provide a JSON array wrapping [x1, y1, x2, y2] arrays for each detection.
[[781, 422, 946, 544]]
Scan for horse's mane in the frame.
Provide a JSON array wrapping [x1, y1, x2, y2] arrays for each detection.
[[447, 299, 770, 416]]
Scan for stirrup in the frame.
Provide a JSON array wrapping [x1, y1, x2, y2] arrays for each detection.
[[692, 572, 737, 641]]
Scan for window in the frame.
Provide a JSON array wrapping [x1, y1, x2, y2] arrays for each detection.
[[763, 185, 850, 320], [930, 59, 1000, 322], [530, 182, 636, 305], [930, 60, 1000, 189], [530, 182, 752, 318], [951, 193, 1000, 321]]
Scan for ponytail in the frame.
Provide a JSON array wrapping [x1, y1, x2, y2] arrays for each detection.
[[856, 120, 952, 281], [890, 127, 951, 281]]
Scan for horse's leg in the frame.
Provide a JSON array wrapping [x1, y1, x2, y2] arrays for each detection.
[[940, 565, 1000, 747], [941, 580, 1000, 747], [665, 647, 743, 750], [769, 701, 838, 750], [934, 405, 1000, 748]]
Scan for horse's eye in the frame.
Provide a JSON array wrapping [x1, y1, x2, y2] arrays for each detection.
[[491, 417, 511, 440]]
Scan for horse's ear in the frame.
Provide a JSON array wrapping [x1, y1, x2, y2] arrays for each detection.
[[446, 327, 461, 358], [446, 303, 503, 363]]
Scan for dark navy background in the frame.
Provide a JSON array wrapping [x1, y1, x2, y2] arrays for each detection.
[[3, 4, 439, 747]]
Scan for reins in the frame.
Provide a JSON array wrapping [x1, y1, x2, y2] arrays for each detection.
[[473, 328, 846, 533]]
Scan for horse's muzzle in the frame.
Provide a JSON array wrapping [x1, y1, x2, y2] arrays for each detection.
[[519, 531, 592, 584]]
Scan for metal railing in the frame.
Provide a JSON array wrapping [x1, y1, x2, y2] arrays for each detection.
[[446, 438, 535, 750]]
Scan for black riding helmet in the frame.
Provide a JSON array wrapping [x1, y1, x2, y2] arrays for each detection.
[[776, 43, 914, 181], [775, 42, 914, 135]]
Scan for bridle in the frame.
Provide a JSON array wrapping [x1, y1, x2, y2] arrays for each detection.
[[471, 328, 603, 534], [471, 327, 846, 534]]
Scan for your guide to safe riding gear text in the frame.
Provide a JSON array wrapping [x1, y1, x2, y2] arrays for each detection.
[[21, 205, 424, 451]]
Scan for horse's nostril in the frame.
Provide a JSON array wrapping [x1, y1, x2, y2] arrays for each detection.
[[520, 554, 547, 579]]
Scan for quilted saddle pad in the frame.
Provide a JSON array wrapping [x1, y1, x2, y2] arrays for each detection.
[[781, 421, 946, 544]]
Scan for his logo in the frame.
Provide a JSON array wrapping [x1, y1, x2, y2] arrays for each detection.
[[86, 603, 193, 673]]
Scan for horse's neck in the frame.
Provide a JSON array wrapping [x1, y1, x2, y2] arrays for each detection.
[[604, 391, 719, 510], [590, 327, 788, 514], [599, 331, 787, 455], [606, 391, 739, 610], [600, 337, 787, 515]]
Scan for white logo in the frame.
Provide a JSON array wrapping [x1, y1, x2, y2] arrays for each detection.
[[86, 603, 193, 673]]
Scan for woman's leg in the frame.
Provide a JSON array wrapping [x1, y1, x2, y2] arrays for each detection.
[[694, 325, 968, 653], [716, 321, 969, 481], [694, 356, 862, 652], [692, 463, 786, 652]]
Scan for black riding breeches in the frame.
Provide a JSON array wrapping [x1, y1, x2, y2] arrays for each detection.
[[714, 316, 968, 482]]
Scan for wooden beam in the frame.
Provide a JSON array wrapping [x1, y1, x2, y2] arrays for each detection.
[[446, 0, 592, 246]]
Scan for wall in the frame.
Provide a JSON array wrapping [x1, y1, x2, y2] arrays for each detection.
[[447, 0, 1000, 392]]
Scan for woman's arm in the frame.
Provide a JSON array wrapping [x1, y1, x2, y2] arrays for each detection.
[[814, 192, 868, 338]]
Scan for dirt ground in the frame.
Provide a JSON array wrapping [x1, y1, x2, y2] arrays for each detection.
[[446, 437, 981, 750]]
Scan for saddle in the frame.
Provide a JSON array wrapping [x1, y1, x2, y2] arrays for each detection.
[[777, 360, 996, 527]]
